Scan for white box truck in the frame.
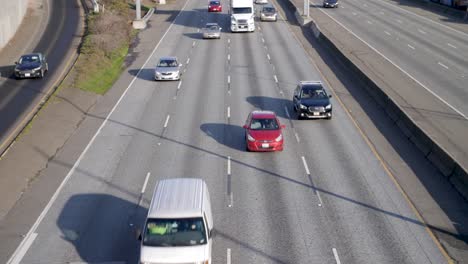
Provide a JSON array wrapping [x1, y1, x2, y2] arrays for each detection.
[[230, 0, 255, 32], [139, 178, 214, 264]]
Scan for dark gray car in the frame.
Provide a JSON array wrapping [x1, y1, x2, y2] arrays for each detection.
[[323, 0, 338, 8], [293, 81, 332, 119], [14, 53, 48, 79]]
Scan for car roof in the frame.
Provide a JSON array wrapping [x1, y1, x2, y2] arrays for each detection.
[[251, 110, 277, 118], [300, 81, 323, 89], [206, 23, 219, 26], [159, 56, 177, 61]]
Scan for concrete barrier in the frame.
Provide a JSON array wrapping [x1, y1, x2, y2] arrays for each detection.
[[287, 4, 468, 200], [0, 0, 29, 51]]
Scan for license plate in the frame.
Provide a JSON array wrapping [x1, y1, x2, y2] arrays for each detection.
[[261, 143, 269, 148], [25, 73, 30, 77], [313, 112, 319, 116]]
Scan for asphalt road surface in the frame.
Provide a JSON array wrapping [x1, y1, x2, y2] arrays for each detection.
[[0, 0, 81, 150], [10, 0, 448, 263], [310, 0, 468, 119]]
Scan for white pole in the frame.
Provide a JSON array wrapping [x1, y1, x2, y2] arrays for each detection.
[[136, 0, 142, 20]]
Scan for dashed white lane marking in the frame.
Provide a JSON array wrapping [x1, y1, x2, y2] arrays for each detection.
[[407, 44, 415, 50], [367, 20, 373, 25], [164, 115, 171, 128], [9, 233, 38, 264], [418, 29, 427, 35], [447, 43, 457, 49], [227, 156, 231, 175], [384, 31, 391, 36], [141, 172, 151, 193], [438, 62, 449, 69], [262, 38, 265, 43], [228, 54, 231, 61], [295, 132, 300, 143], [301, 156, 310, 175], [227, 75, 231, 84], [273, 75, 278, 83], [267, 54, 271, 60], [379, 11, 384, 15], [177, 81, 182, 90], [228, 38, 231, 43], [227, 106, 231, 119], [192, 41, 196, 47], [284, 106, 290, 118], [186, 58, 190, 64], [352, 12, 357, 15], [227, 248, 232, 264], [396, 19, 403, 23], [333, 248, 342, 264]]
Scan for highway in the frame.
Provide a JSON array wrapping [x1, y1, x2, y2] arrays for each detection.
[[310, 0, 468, 119], [10, 0, 447, 263], [0, 0, 81, 152]]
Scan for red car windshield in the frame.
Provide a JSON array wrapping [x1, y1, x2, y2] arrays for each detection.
[[250, 118, 279, 130], [210, 1, 220, 5]]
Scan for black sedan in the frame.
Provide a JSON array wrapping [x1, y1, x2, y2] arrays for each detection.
[[293, 81, 332, 120], [14, 53, 48, 79], [323, 0, 338, 8]]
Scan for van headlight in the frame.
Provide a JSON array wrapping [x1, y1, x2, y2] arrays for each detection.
[[275, 134, 282, 142], [231, 17, 236, 24], [299, 104, 307, 109], [325, 104, 332, 110], [247, 134, 255, 142]]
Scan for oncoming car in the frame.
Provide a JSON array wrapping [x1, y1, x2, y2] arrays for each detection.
[[243, 110, 285, 152], [202, 23, 222, 39], [208, 0, 222, 12], [260, 5, 278, 22], [323, 0, 338, 8], [293, 81, 332, 119], [14, 53, 48, 79], [154, 56, 182, 81]]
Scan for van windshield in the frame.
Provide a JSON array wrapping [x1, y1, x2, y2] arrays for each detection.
[[233, 7, 252, 14], [143, 217, 207, 247]]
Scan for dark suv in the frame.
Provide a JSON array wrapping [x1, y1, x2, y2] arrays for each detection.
[[323, 0, 338, 8], [14, 53, 48, 79], [293, 81, 332, 120]]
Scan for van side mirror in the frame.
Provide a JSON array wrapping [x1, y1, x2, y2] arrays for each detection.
[[329, 94, 332, 98], [136, 229, 142, 240]]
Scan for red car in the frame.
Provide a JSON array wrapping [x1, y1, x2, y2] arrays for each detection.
[[243, 110, 285, 152], [208, 0, 222, 12]]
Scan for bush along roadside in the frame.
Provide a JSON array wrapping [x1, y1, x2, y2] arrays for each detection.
[[74, 0, 140, 95]]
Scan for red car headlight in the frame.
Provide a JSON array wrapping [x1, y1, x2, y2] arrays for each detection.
[[275, 134, 282, 142]]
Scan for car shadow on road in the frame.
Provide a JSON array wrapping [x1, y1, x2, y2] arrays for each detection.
[[0, 65, 16, 80], [128, 68, 155, 81], [183, 32, 205, 40], [57, 193, 145, 263], [246, 96, 293, 119], [200, 123, 246, 151]]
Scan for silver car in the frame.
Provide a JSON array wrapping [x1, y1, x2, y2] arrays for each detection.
[[202, 23, 222, 39], [260, 5, 277, 21], [154, 56, 182, 81]]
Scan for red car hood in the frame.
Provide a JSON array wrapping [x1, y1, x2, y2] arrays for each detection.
[[248, 129, 281, 141]]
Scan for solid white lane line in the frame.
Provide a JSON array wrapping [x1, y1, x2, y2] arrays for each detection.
[[301, 156, 310, 175], [186, 58, 190, 64], [227, 107, 231, 119], [267, 54, 271, 60], [6, 0, 195, 261], [227, 248, 232, 264], [284, 106, 290, 118], [418, 29, 427, 35], [141, 172, 151, 194], [273, 75, 278, 83], [407, 44, 415, 50], [164, 115, 170, 128], [317, 10, 468, 120], [295, 133, 300, 143], [9, 233, 38, 264], [447, 43, 457, 49], [438, 62, 449, 69], [192, 41, 196, 47], [228, 75, 231, 84], [227, 156, 231, 175], [177, 81, 182, 90], [384, 31, 391, 36], [333, 248, 341, 264]]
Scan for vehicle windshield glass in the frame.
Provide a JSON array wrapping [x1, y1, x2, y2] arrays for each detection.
[[233, 7, 252, 14], [250, 118, 279, 130], [301, 87, 328, 99], [210, 1, 220, 4], [143, 217, 207, 247], [158, 60, 178, 67], [207, 25, 219, 30], [19, 55, 40, 64], [326, 0, 337, 3], [263, 7, 275, 12]]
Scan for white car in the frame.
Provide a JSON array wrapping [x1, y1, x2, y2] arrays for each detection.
[[154, 56, 181, 81]]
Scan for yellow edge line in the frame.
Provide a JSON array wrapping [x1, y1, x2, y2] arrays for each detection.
[[273, 1, 454, 262]]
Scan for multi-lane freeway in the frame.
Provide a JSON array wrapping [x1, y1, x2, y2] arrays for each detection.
[[5, 0, 452, 263]]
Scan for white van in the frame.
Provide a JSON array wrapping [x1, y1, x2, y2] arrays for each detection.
[[230, 0, 255, 32], [139, 178, 213, 264]]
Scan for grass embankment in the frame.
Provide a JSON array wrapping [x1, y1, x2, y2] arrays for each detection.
[[74, 1, 136, 94]]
